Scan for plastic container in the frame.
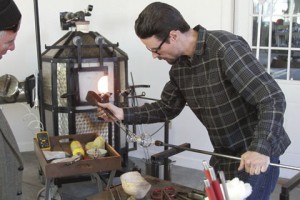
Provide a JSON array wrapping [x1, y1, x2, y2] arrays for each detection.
[[86, 148, 107, 159], [70, 140, 85, 156]]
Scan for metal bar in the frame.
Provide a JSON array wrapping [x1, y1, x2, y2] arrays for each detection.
[[219, 171, 230, 200], [128, 95, 159, 102], [44, 178, 52, 200], [90, 173, 103, 192], [280, 172, 300, 200], [109, 187, 115, 200], [44, 44, 119, 50], [164, 121, 169, 180], [255, 1, 263, 59], [115, 186, 121, 200], [154, 140, 300, 171], [33, 0, 46, 131], [129, 84, 150, 89], [151, 143, 191, 162], [106, 170, 116, 190], [33, 0, 42, 70]]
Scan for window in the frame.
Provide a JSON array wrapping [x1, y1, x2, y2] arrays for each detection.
[[252, 0, 300, 80]]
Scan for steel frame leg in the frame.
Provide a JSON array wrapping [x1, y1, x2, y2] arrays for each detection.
[[280, 172, 300, 200], [45, 178, 52, 200], [90, 173, 103, 192], [106, 170, 116, 189]]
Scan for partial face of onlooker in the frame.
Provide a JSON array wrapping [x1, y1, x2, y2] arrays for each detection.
[[0, 0, 22, 60], [0, 30, 18, 60]]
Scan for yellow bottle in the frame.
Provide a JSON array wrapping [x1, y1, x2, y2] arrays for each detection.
[[70, 140, 85, 156]]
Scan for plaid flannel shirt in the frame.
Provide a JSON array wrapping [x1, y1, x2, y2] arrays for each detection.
[[124, 25, 291, 179]]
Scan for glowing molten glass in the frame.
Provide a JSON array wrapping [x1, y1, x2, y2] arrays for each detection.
[[97, 75, 108, 93]]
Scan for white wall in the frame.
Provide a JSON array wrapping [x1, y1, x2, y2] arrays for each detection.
[[276, 81, 300, 179], [0, 1, 230, 154]]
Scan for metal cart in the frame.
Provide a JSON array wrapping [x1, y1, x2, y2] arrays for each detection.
[[34, 133, 121, 200]]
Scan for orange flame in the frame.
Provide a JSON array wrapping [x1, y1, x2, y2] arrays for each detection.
[[97, 75, 108, 93]]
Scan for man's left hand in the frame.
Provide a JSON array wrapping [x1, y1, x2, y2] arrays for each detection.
[[238, 151, 270, 175]]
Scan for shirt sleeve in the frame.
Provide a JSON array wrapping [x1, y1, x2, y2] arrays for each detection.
[[222, 38, 287, 156], [123, 77, 186, 124]]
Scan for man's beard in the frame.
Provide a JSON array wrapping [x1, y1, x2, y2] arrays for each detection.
[[158, 57, 178, 65]]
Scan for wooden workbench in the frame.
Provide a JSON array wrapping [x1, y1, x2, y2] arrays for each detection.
[[34, 133, 121, 200], [86, 175, 205, 200]]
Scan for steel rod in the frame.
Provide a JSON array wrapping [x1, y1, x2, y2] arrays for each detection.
[[154, 140, 300, 171]]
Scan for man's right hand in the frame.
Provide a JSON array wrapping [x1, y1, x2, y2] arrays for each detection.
[[96, 103, 124, 122]]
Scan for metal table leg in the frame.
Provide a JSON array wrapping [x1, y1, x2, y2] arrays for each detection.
[[45, 178, 52, 200], [280, 172, 300, 200], [90, 173, 103, 192], [105, 170, 116, 190], [37, 178, 61, 200]]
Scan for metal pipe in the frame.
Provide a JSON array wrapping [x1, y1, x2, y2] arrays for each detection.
[[164, 121, 170, 180], [219, 171, 230, 200], [154, 140, 300, 171], [33, 0, 46, 129]]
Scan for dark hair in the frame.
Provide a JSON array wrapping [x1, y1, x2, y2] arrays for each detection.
[[135, 2, 190, 40]]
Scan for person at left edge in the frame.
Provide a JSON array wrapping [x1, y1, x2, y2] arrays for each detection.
[[0, 0, 24, 199]]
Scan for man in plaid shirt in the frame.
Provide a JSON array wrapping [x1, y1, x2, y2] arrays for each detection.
[[98, 2, 291, 199]]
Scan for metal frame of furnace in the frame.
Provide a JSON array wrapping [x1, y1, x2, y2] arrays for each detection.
[[39, 30, 130, 164]]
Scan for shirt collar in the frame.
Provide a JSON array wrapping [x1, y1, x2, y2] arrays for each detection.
[[175, 25, 207, 64], [193, 25, 206, 56]]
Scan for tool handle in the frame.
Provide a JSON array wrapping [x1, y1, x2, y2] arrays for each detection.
[[219, 171, 230, 200], [209, 167, 224, 200], [204, 170, 212, 183], [204, 180, 217, 200], [211, 181, 224, 200]]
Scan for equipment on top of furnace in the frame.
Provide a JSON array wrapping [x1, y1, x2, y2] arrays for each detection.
[[60, 5, 93, 30]]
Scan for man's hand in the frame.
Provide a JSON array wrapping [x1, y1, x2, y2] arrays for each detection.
[[238, 151, 270, 175], [96, 103, 124, 122]]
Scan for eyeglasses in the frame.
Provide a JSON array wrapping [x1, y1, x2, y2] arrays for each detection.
[[146, 34, 169, 55]]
